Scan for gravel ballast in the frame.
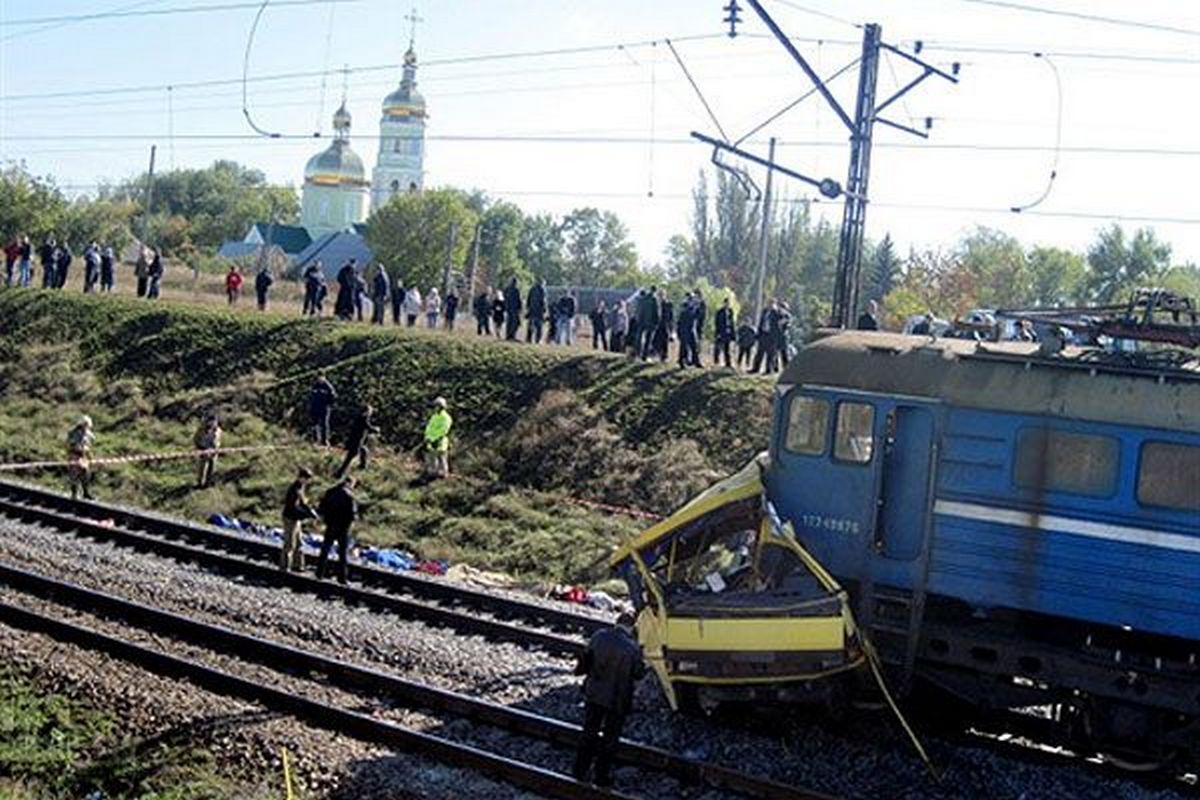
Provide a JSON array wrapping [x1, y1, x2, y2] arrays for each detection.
[[0, 513, 1190, 800]]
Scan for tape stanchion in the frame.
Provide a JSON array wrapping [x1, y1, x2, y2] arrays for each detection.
[[0, 445, 286, 473]]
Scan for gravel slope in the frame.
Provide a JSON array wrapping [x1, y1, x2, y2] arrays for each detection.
[[0, 514, 1190, 800]]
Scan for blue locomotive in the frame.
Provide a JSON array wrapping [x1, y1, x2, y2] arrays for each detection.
[[765, 330, 1199, 764]]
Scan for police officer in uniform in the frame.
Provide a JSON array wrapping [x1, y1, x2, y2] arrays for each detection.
[[573, 612, 645, 787]]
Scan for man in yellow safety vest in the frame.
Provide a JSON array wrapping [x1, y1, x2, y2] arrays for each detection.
[[424, 397, 453, 479]]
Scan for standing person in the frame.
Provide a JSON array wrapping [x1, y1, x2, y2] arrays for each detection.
[[503, 278, 522, 340], [335, 403, 378, 479], [146, 249, 164, 299], [526, 279, 546, 343], [17, 235, 32, 287], [65, 415, 96, 500], [353, 271, 368, 321], [423, 396, 453, 479], [255, 266, 274, 311], [573, 613, 645, 788], [403, 284, 422, 327], [857, 299, 880, 331], [280, 467, 317, 572], [425, 287, 441, 329], [193, 413, 222, 489], [750, 300, 781, 374], [443, 288, 459, 331], [713, 297, 735, 368], [315, 476, 357, 584], [225, 265, 243, 305], [490, 290, 506, 339], [134, 247, 150, 297], [99, 245, 116, 292], [736, 318, 757, 370], [83, 243, 101, 293], [637, 287, 660, 360], [555, 292, 577, 346], [473, 287, 491, 335], [775, 301, 793, 369], [693, 290, 707, 366], [391, 278, 406, 326], [334, 259, 357, 320], [676, 294, 698, 368], [308, 373, 337, 446], [54, 241, 73, 289], [654, 294, 673, 362], [610, 300, 628, 353], [370, 264, 390, 325], [302, 262, 322, 315], [4, 237, 20, 286], [39, 236, 57, 289], [589, 300, 609, 351]]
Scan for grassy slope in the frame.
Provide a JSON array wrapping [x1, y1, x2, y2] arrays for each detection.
[[0, 289, 774, 586]]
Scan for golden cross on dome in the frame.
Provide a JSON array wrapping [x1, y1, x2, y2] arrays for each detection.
[[404, 7, 423, 49]]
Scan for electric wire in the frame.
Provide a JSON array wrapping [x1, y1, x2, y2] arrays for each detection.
[[0, 0, 359, 27], [665, 38, 730, 142], [313, 0, 340, 134], [957, 0, 1200, 38], [242, 0, 283, 138], [771, 0, 861, 30], [0, 0, 165, 43], [1010, 53, 1062, 213], [734, 56, 860, 146]]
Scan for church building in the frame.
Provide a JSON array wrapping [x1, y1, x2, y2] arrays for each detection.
[[371, 43, 427, 211], [299, 103, 370, 239]]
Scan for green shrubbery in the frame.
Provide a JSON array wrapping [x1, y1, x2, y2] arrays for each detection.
[[0, 289, 774, 585]]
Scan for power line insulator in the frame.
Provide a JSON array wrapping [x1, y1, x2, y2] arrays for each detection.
[[723, 0, 743, 38]]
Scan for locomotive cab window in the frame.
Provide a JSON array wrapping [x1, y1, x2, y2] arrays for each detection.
[[1014, 428, 1118, 497], [1137, 442, 1200, 511], [833, 402, 875, 464], [785, 395, 829, 455]]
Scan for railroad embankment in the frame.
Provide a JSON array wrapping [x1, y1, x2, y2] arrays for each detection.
[[0, 290, 774, 585]]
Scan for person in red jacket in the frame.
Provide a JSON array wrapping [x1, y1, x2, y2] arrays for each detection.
[[225, 266, 244, 305]]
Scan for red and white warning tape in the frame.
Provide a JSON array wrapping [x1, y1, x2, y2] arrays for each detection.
[[0, 445, 284, 473]]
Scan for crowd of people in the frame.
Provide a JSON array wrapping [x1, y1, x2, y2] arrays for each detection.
[[3, 234, 168, 298]]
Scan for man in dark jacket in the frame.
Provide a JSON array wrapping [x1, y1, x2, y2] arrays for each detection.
[[676, 294, 697, 368], [692, 290, 707, 366], [55, 242, 72, 289], [474, 288, 491, 335], [503, 278, 522, 340], [334, 260, 357, 320], [315, 476, 357, 584], [636, 287, 660, 359], [336, 403, 379, 479], [573, 613, 645, 787], [38, 237, 57, 289], [526, 280, 546, 343], [302, 263, 323, 316], [713, 297, 735, 368], [255, 267, 274, 311], [751, 300, 781, 374], [280, 466, 317, 571], [736, 320, 756, 369], [309, 374, 337, 445], [370, 266, 390, 325], [392, 279, 406, 325], [856, 299, 880, 331]]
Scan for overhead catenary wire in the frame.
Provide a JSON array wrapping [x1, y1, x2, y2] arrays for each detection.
[[242, 0, 284, 138], [957, 0, 1200, 38], [0, 0, 360, 27], [664, 38, 730, 142], [1010, 53, 1062, 213]]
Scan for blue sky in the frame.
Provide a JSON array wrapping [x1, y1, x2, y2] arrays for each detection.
[[2, 0, 1199, 267]]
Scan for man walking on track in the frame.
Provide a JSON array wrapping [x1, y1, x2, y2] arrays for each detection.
[[281, 467, 317, 572], [424, 397, 453, 479], [316, 476, 357, 584], [573, 612, 645, 787]]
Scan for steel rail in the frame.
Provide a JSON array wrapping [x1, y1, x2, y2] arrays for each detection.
[[0, 477, 607, 636], [0, 597, 631, 800], [0, 561, 835, 800], [0, 488, 585, 658]]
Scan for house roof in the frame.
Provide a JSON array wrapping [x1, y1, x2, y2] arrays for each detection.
[[292, 231, 373, 279], [250, 223, 312, 255]]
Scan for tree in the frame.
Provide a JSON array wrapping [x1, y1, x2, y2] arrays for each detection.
[[1084, 224, 1171, 303], [111, 160, 299, 254], [0, 163, 67, 240], [957, 226, 1032, 308], [1027, 246, 1085, 307], [60, 198, 138, 252], [517, 213, 566, 286], [478, 200, 527, 285], [862, 234, 900, 304], [561, 208, 637, 287], [366, 188, 478, 292]]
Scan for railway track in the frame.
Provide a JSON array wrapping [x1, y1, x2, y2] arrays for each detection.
[[0, 561, 837, 800], [0, 478, 599, 657]]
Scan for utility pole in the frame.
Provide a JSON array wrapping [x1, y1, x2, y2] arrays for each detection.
[[466, 223, 481, 300], [832, 24, 881, 329], [697, 1, 957, 328], [753, 136, 776, 322], [142, 145, 157, 244], [442, 222, 458, 301]]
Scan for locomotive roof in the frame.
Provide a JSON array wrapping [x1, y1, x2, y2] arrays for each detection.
[[778, 331, 1200, 433]]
